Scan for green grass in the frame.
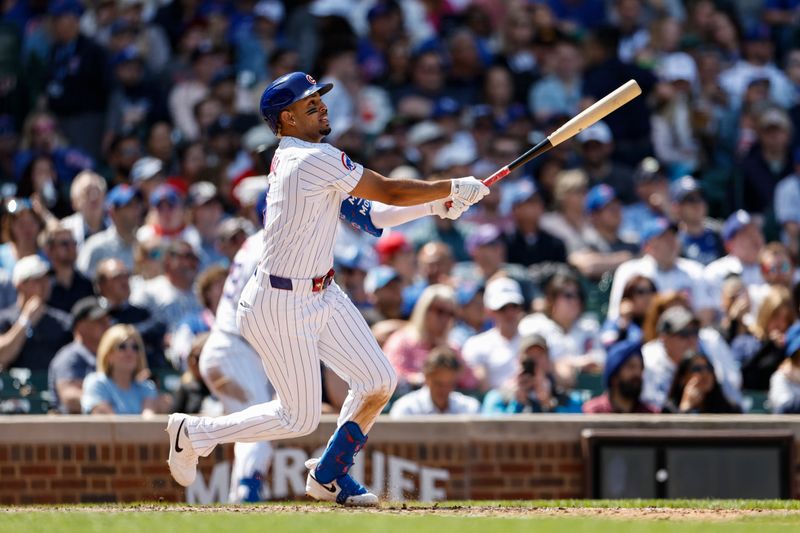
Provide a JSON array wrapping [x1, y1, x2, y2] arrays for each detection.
[[2, 501, 799, 533]]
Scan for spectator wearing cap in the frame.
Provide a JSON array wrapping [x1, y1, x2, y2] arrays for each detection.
[[0, 256, 72, 372], [384, 284, 477, 393], [130, 239, 203, 336], [576, 121, 636, 205], [454, 224, 522, 287], [389, 347, 480, 417], [94, 257, 167, 370], [449, 283, 487, 350], [77, 184, 143, 278], [137, 183, 203, 252], [703, 210, 766, 315], [620, 157, 670, 244], [48, 297, 111, 413], [129, 156, 166, 204], [187, 182, 227, 268], [738, 107, 793, 215], [719, 25, 795, 109], [61, 170, 108, 250], [774, 148, 800, 259], [651, 53, 701, 179], [502, 179, 567, 267], [216, 218, 254, 266], [104, 45, 169, 154], [462, 277, 525, 392], [44, 0, 110, 161], [375, 232, 416, 285], [519, 272, 604, 387], [481, 333, 582, 414], [364, 265, 404, 324], [569, 184, 637, 280], [0, 197, 45, 276], [669, 176, 724, 266], [583, 340, 657, 413], [405, 120, 448, 176], [540, 169, 592, 255], [528, 39, 583, 124], [168, 41, 226, 141], [235, 0, 286, 83], [42, 221, 94, 314], [769, 322, 800, 414], [600, 275, 656, 349]]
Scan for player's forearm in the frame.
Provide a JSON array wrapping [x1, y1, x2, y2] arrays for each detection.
[[377, 178, 452, 206]]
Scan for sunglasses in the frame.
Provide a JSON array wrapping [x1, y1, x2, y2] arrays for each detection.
[[631, 286, 655, 297], [674, 328, 699, 338], [116, 341, 139, 352], [428, 305, 455, 318], [689, 363, 712, 374], [53, 238, 76, 248]]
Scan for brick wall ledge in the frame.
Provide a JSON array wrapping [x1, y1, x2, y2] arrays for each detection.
[[2, 414, 800, 444]]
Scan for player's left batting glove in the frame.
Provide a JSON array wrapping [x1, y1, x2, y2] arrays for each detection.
[[451, 176, 490, 205], [428, 197, 469, 220]]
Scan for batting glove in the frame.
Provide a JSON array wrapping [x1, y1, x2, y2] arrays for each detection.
[[428, 197, 469, 220], [450, 176, 490, 205]]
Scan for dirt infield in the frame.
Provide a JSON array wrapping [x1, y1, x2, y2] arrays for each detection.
[[2, 503, 800, 521]]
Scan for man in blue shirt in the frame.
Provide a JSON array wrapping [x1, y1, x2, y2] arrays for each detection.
[[670, 176, 724, 266]]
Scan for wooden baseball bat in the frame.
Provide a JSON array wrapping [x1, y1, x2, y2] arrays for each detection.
[[482, 79, 642, 187]]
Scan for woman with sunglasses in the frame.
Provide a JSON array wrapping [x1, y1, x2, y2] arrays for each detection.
[[663, 351, 740, 413], [0, 198, 45, 275], [600, 275, 657, 347], [383, 284, 477, 395], [81, 324, 161, 415]]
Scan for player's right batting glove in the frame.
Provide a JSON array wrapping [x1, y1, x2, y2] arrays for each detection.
[[428, 197, 469, 220], [451, 176, 490, 205]]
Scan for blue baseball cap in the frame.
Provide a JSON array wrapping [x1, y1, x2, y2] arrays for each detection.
[[112, 45, 143, 67], [456, 282, 483, 307], [640, 217, 678, 245], [149, 184, 183, 207], [364, 265, 401, 294], [669, 175, 701, 203], [585, 184, 616, 214], [506, 179, 539, 209], [49, 0, 84, 17], [785, 322, 800, 358], [432, 97, 461, 119], [721, 210, 755, 242], [335, 245, 375, 272], [603, 340, 643, 389], [105, 184, 141, 209]]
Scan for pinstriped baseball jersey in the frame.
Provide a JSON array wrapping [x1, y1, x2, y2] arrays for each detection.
[[261, 137, 363, 278], [216, 230, 264, 335]]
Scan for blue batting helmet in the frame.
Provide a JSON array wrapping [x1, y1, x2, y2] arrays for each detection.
[[259, 72, 333, 134]]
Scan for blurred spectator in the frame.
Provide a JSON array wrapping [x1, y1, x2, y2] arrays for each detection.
[[540, 169, 591, 255], [173, 331, 212, 414], [608, 217, 711, 321], [449, 283, 486, 350], [335, 248, 372, 311], [42, 221, 93, 313], [519, 272, 604, 386], [774, 149, 800, 260], [18, 153, 71, 218], [130, 156, 166, 204], [235, 0, 285, 83], [769, 322, 800, 414], [481, 333, 582, 414], [663, 351, 741, 413], [215, 218, 254, 266], [389, 347, 480, 417], [137, 183, 202, 251], [81, 324, 159, 415], [620, 157, 669, 244], [105, 130, 143, 184], [375, 232, 416, 285], [455, 224, 506, 284], [169, 41, 226, 141], [718, 275, 753, 347], [740, 286, 796, 390], [600, 275, 657, 348], [169, 265, 227, 369], [0, 198, 45, 275], [739, 107, 793, 214], [669, 176, 724, 266], [569, 184, 637, 280], [704, 210, 765, 315], [363, 265, 403, 324], [61, 170, 108, 250], [0, 255, 72, 372], [528, 38, 583, 124], [416, 241, 454, 286], [187, 181, 227, 268], [130, 239, 202, 336], [502, 179, 567, 267], [48, 296, 110, 414], [94, 257, 166, 371], [575, 121, 636, 204], [45, 0, 110, 161], [408, 208, 470, 263], [132, 237, 165, 287], [384, 284, 475, 393], [462, 277, 524, 393], [583, 340, 657, 413], [749, 242, 796, 313], [77, 184, 143, 277]]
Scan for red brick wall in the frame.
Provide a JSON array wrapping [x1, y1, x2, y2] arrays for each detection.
[[0, 415, 798, 504]]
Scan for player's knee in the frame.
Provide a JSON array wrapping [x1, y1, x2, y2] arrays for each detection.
[[382, 365, 398, 397], [368, 367, 397, 406], [288, 406, 321, 437]]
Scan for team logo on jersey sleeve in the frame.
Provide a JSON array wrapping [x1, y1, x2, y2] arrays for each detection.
[[306, 74, 317, 84], [341, 152, 356, 171]]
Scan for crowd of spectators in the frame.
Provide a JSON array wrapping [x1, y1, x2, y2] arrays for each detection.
[[2, 0, 800, 417]]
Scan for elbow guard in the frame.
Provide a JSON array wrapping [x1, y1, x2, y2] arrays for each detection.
[[339, 196, 383, 237]]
